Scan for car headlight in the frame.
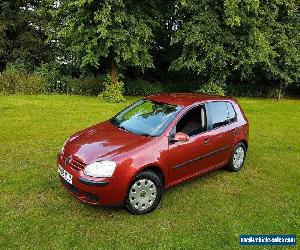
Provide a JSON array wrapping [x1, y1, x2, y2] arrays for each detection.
[[84, 161, 116, 178]]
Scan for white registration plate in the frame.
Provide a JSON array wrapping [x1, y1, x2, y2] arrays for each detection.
[[58, 165, 73, 184]]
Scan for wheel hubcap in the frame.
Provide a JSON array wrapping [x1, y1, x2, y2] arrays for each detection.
[[233, 146, 245, 169], [129, 179, 157, 211]]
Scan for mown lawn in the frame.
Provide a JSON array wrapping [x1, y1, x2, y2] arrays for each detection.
[[0, 95, 299, 249]]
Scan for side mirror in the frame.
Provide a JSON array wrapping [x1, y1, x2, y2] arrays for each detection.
[[171, 132, 189, 143]]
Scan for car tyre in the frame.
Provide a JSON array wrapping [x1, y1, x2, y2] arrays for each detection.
[[125, 170, 162, 214], [228, 142, 247, 172]]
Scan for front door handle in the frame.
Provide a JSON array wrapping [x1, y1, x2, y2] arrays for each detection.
[[204, 138, 211, 144]]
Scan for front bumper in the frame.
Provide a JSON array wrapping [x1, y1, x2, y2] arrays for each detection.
[[78, 176, 109, 186], [57, 153, 130, 206], [60, 176, 101, 205]]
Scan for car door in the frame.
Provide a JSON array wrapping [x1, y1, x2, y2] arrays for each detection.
[[205, 101, 238, 167], [165, 104, 217, 184]]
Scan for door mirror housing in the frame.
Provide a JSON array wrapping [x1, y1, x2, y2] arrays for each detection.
[[171, 132, 189, 143]]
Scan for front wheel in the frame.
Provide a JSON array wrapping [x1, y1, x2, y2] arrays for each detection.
[[125, 170, 162, 214], [228, 142, 246, 172]]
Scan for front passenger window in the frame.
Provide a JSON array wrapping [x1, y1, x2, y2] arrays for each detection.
[[175, 106, 207, 136]]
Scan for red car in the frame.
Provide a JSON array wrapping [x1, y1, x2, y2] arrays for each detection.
[[58, 93, 249, 214]]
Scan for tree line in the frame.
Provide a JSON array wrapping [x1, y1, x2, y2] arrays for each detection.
[[0, 0, 299, 99]]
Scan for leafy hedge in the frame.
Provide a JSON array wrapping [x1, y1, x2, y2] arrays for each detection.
[[196, 83, 226, 96], [0, 68, 281, 99], [124, 79, 164, 96], [226, 83, 278, 98], [0, 71, 46, 95], [0, 64, 106, 96], [65, 76, 106, 95]]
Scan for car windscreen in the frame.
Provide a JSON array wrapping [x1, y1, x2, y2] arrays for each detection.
[[111, 99, 182, 137]]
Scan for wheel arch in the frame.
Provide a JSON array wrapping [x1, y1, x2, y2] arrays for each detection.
[[239, 140, 248, 150], [138, 165, 166, 187]]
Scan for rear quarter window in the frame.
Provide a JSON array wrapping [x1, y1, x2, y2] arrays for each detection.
[[227, 102, 237, 123]]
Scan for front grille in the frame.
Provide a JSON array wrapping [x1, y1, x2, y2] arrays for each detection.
[[84, 192, 99, 202], [71, 158, 85, 170], [61, 178, 78, 194], [62, 152, 86, 170]]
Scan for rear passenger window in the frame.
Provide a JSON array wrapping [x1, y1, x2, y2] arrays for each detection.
[[208, 102, 228, 128], [227, 103, 236, 123], [208, 101, 236, 128]]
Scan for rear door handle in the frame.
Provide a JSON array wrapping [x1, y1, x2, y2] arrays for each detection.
[[204, 138, 211, 144], [231, 128, 237, 134]]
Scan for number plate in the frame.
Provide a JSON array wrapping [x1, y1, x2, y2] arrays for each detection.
[[58, 165, 73, 184]]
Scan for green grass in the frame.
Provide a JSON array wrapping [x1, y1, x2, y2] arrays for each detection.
[[0, 95, 299, 249]]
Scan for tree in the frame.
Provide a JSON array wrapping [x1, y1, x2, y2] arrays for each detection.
[[170, 0, 299, 98], [51, 0, 160, 82], [261, 0, 300, 100], [0, 0, 55, 72], [170, 0, 234, 84], [150, 0, 180, 79]]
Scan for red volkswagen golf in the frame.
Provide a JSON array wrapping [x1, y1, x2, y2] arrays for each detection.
[[58, 93, 249, 214]]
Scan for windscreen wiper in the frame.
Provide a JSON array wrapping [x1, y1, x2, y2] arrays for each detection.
[[135, 132, 154, 137], [118, 125, 131, 133], [118, 125, 153, 137]]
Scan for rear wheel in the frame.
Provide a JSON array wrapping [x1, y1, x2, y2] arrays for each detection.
[[228, 142, 246, 172], [125, 170, 162, 214]]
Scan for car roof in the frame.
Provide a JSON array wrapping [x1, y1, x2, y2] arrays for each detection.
[[145, 93, 235, 107]]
